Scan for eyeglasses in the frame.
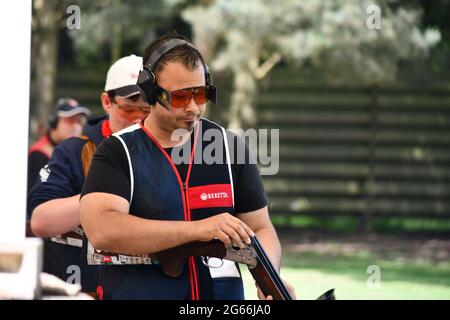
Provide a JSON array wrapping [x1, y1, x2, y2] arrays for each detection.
[[156, 85, 214, 109], [116, 104, 151, 114], [111, 98, 151, 115]]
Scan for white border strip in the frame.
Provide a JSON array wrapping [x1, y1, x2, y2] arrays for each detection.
[[0, 0, 31, 241], [220, 127, 235, 209], [112, 135, 135, 204]]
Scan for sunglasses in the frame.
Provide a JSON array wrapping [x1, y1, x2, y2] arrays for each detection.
[[111, 96, 151, 114], [156, 85, 217, 109], [116, 104, 151, 114]]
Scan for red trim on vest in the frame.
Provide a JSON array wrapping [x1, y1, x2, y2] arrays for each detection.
[[101, 120, 112, 137], [139, 122, 202, 300], [29, 135, 52, 159], [187, 184, 233, 210], [184, 126, 201, 300], [96, 285, 104, 300], [188, 259, 195, 300]]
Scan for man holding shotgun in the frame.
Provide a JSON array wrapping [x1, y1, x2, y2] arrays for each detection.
[[80, 32, 296, 300]]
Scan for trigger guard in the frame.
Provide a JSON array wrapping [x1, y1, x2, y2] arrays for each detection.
[[201, 256, 224, 268]]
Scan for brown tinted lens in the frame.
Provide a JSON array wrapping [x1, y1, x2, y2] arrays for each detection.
[[193, 86, 208, 105], [171, 90, 192, 108]]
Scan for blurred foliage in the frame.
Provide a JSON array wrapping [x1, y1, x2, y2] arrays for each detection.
[[56, 0, 450, 82], [271, 215, 450, 234], [33, 0, 450, 130], [183, 0, 441, 84], [181, 0, 442, 127], [67, 0, 177, 66], [395, 0, 450, 83]]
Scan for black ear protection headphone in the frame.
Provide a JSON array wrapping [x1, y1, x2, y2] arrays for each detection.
[[49, 114, 59, 129], [48, 99, 65, 129], [137, 39, 217, 111]]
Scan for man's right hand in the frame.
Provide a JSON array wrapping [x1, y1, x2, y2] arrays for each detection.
[[193, 213, 255, 248]]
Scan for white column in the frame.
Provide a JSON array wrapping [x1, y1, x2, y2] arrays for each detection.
[[0, 0, 32, 242]]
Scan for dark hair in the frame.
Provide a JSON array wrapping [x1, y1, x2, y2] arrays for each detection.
[[107, 90, 116, 101], [143, 31, 205, 75]]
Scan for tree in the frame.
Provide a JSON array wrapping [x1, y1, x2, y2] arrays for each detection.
[[182, 0, 441, 129], [69, 0, 174, 65], [31, 0, 69, 138], [30, 0, 175, 139]]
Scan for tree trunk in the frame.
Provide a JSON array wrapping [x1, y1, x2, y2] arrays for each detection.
[[228, 68, 257, 130], [110, 0, 122, 64], [31, 0, 61, 140]]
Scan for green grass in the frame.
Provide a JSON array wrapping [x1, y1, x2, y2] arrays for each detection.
[[271, 215, 355, 232], [241, 215, 450, 299], [371, 217, 450, 233], [239, 250, 450, 300], [271, 215, 450, 234]]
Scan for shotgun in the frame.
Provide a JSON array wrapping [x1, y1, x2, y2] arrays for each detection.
[[151, 236, 335, 300]]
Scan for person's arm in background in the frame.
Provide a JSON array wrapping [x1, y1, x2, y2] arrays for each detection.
[[31, 195, 81, 237], [29, 141, 84, 237]]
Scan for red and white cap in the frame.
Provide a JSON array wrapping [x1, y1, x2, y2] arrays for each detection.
[[104, 54, 143, 98]]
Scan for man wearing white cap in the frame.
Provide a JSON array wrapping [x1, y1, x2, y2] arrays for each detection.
[[28, 55, 150, 295]]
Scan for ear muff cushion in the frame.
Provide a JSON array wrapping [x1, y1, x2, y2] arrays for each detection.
[[137, 67, 158, 105], [49, 115, 58, 129]]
